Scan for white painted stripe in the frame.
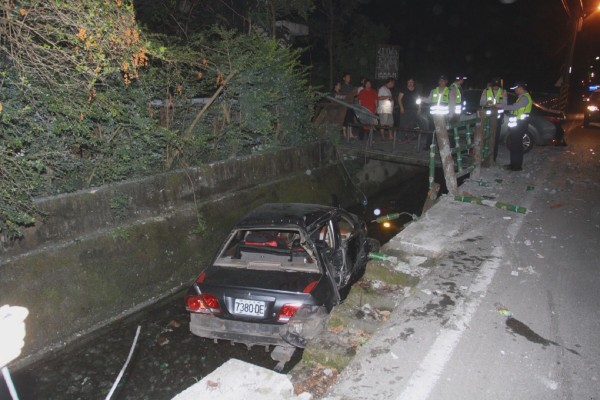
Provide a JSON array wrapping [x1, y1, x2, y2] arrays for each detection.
[[396, 156, 546, 400], [396, 245, 504, 400]]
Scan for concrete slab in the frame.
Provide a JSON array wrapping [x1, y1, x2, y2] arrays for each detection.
[[388, 195, 466, 257], [171, 358, 311, 400]]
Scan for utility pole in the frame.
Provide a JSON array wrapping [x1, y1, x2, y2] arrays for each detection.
[[559, 0, 583, 112]]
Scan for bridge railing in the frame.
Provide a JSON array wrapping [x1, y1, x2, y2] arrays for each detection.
[[428, 111, 497, 196]]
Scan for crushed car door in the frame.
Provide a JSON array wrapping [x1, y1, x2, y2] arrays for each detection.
[[310, 220, 341, 309], [337, 213, 367, 275]]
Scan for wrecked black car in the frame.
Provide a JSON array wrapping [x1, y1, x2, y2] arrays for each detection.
[[185, 203, 371, 369]]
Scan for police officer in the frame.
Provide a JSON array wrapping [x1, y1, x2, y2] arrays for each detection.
[[480, 78, 507, 162], [497, 81, 532, 171], [422, 75, 451, 149], [426, 75, 451, 116], [450, 75, 466, 117]]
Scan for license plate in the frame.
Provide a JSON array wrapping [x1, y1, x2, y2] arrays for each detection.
[[233, 299, 266, 317]]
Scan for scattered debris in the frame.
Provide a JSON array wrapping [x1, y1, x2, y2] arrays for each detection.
[[327, 324, 345, 334], [370, 280, 383, 289], [393, 261, 428, 278], [293, 363, 338, 398], [518, 266, 537, 275], [206, 380, 219, 389], [361, 303, 373, 315], [498, 309, 513, 317], [511, 271, 519, 276], [168, 319, 181, 329], [157, 335, 170, 347]]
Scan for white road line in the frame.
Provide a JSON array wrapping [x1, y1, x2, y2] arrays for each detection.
[[396, 245, 505, 400], [396, 180, 537, 400]]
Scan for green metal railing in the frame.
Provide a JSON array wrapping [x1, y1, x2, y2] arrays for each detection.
[[428, 113, 495, 191]]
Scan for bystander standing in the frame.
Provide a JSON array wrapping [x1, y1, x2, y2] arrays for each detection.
[[377, 78, 395, 141]]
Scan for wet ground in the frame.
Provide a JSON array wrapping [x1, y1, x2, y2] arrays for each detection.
[[1, 171, 429, 400], [2, 294, 304, 400]]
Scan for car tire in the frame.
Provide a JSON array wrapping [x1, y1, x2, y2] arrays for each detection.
[[505, 130, 534, 153]]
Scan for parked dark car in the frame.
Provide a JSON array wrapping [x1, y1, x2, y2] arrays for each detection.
[[584, 90, 600, 127], [462, 89, 566, 152], [185, 203, 371, 368]]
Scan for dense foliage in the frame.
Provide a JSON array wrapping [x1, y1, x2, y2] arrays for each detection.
[[0, 0, 317, 240]]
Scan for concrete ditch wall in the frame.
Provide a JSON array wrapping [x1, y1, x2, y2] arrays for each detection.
[[0, 142, 419, 368]]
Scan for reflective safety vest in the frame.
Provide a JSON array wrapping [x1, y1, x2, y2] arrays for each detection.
[[450, 83, 462, 114], [485, 87, 503, 105], [430, 87, 450, 115], [484, 87, 505, 118], [508, 92, 533, 128]]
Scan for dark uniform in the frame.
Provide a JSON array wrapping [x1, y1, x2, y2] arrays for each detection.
[[499, 82, 532, 171]]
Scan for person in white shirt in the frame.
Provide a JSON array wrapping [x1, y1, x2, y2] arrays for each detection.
[[377, 78, 395, 141]]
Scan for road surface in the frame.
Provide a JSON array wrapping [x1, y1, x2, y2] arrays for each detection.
[[327, 116, 600, 399]]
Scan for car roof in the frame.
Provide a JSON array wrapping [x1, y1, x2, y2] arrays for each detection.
[[235, 203, 338, 230]]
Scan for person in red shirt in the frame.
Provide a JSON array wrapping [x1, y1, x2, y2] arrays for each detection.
[[357, 79, 378, 140]]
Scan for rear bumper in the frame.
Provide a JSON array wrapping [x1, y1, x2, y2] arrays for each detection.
[[190, 313, 290, 347], [189, 305, 328, 349]]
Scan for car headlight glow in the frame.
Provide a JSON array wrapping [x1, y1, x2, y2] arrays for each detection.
[[373, 208, 381, 216], [587, 105, 599, 112]]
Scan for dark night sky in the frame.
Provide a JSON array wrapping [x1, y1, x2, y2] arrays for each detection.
[[359, 0, 600, 91]]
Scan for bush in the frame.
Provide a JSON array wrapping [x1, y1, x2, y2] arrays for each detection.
[[0, 4, 317, 241]]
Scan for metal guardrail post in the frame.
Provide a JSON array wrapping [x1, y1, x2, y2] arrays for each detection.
[[481, 110, 496, 168], [465, 123, 473, 148], [452, 125, 463, 171], [472, 113, 484, 179], [483, 114, 491, 160], [428, 140, 437, 190]]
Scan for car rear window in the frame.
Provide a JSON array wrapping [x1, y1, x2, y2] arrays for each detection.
[[215, 228, 319, 273]]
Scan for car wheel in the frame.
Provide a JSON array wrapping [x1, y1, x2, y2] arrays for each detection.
[[521, 131, 533, 153], [505, 131, 534, 153]]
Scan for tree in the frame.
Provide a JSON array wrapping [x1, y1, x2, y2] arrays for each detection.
[[1, 0, 149, 91], [0, 0, 318, 240], [311, 0, 370, 88]]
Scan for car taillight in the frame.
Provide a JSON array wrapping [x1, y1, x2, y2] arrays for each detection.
[[545, 116, 561, 123], [277, 303, 302, 323], [303, 280, 319, 293], [196, 272, 206, 284], [185, 294, 221, 314]]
